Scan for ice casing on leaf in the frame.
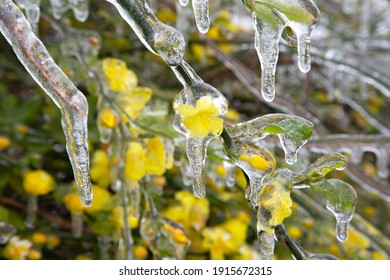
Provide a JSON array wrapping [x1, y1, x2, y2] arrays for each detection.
[[0, 0, 92, 206], [225, 113, 314, 165], [324, 179, 357, 242], [292, 153, 348, 188], [222, 130, 276, 206], [243, 0, 320, 101]]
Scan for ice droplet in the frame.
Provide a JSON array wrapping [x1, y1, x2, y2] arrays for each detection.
[[253, 14, 285, 102], [326, 201, 352, 242], [140, 195, 158, 241], [69, 0, 89, 22], [0, 1, 93, 207], [49, 0, 67, 20], [192, 0, 210, 34]]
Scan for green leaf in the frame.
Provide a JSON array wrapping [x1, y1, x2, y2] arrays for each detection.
[[277, 118, 313, 140]]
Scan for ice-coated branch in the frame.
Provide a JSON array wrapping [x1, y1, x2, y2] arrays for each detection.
[[0, 0, 92, 207]]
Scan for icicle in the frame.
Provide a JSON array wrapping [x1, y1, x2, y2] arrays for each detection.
[[186, 137, 208, 197], [127, 181, 141, 218], [16, 0, 41, 34], [224, 161, 236, 188], [372, 148, 389, 178], [0, 0, 93, 207], [243, 0, 319, 98], [0, 222, 16, 245], [49, 0, 68, 20], [25, 194, 38, 228], [140, 194, 158, 242], [69, 0, 89, 22], [179, 161, 194, 187], [192, 0, 210, 34], [107, 0, 185, 67], [118, 179, 134, 260], [253, 14, 285, 102], [258, 230, 275, 260], [179, 0, 189, 7], [97, 235, 111, 260], [71, 211, 83, 238]]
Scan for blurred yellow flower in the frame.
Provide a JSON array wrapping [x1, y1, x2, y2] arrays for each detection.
[[98, 107, 118, 128], [125, 142, 146, 182], [112, 206, 139, 229], [102, 58, 152, 121], [2, 236, 32, 260], [23, 170, 55, 195], [0, 136, 10, 150], [117, 87, 152, 120], [144, 137, 166, 176], [134, 245, 149, 260], [27, 249, 42, 260], [125, 138, 167, 183], [102, 58, 138, 92], [202, 218, 249, 260], [163, 191, 210, 231], [90, 150, 111, 188], [31, 232, 47, 245], [47, 235, 60, 248], [287, 226, 302, 239], [85, 186, 111, 214], [176, 96, 224, 138], [163, 223, 190, 244], [63, 192, 85, 213]]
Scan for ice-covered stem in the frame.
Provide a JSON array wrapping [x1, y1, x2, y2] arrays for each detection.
[[0, 0, 92, 207], [107, 0, 185, 66], [275, 224, 338, 260]]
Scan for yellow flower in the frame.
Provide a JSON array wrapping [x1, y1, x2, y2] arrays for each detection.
[[102, 58, 152, 121], [31, 232, 47, 245], [27, 249, 42, 260], [163, 191, 210, 231], [63, 192, 85, 213], [134, 245, 149, 260], [239, 155, 270, 171], [16, 124, 29, 134], [23, 170, 55, 195], [287, 226, 302, 239], [47, 235, 60, 248], [201, 218, 249, 260], [112, 206, 139, 229], [125, 142, 146, 182], [2, 236, 32, 260], [176, 96, 224, 138], [102, 58, 138, 92], [163, 223, 190, 244], [90, 150, 111, 188], [0, 136, 10, 150], [225, 108, 241, 122], [124, 138, 167, 183], [117, 87, 153, 120], [257, 183, 293, 234], [144, 137, 166, 176], [85, 186, 111, 214], [98, 107, 118, 128]]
